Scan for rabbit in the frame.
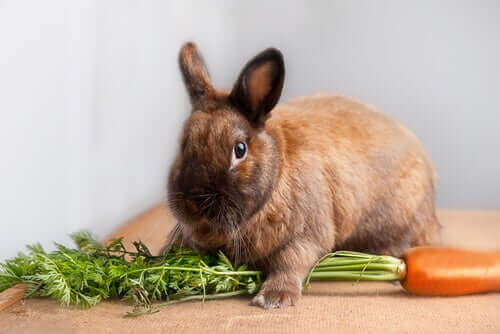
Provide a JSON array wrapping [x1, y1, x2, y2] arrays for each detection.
[[165, 42, 441, 309]]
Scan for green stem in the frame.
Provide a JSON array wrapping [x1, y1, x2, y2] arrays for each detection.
[[316, 257, 400, 266], [123, 266, 201, 276], [304, 251, 406, 291], [123, 266, 261, 277], [201, 268, 262, 276], [125, 290, 251, 317], [24, 282, 43, 298], [312, 263, 400, 272], [158, 289, 249, 306], [309, 271, 403, 281]]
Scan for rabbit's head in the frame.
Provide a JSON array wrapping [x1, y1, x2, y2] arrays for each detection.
[[168, 42, 285, 235]]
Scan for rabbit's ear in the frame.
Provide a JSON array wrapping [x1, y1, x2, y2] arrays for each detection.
[[229, 48, 285, 126], [179, 42, 215, 106]]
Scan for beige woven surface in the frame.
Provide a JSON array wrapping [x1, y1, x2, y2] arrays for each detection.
[[0, 209, 498, 334]]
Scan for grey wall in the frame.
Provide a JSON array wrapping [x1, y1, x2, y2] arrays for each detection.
[[205, 1, 500, 210], [0, 0, 498, 259]]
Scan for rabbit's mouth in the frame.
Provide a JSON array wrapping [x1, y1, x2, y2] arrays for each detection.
[[168, 189, 246, 232]]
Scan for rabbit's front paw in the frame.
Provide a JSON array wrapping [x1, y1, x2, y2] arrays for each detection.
[[251, 285, 300, 309]]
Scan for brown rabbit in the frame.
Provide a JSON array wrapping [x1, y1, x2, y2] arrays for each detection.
[[165, 42, 440, 309]]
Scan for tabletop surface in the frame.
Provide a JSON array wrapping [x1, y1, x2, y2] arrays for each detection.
[[0, 208, 498, 334]]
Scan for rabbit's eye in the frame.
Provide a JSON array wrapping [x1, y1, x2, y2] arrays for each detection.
[[234, 141, 247, 159]]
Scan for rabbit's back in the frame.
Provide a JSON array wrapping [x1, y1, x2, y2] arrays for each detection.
[[264, 94, 440, 256]]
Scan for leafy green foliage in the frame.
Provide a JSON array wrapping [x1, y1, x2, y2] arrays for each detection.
[[0, 232, 262, 316], [1, 232, 403, 316]]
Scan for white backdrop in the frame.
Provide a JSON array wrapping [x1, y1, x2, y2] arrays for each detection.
[[1, 0, 499, 260]]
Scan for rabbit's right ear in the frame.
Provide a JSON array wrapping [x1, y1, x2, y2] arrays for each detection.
[[179, 42, 215, 106], [229, 48, 285, 127]]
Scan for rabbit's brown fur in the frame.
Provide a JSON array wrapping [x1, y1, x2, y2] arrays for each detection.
[[166, 42, 440, 309]]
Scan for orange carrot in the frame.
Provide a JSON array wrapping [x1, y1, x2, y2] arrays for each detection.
[[401, 246, 500, 296]]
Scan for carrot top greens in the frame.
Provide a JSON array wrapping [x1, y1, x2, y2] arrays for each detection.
[[0, 232, 405, 316]]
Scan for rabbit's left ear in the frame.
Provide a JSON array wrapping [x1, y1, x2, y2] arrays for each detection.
[[229, 48, 285, 126], [179, 42, 215, 106]]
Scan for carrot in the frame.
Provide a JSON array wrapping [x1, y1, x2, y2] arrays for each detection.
[[401, 246, 500, 296], [305, 247, 500, 297]]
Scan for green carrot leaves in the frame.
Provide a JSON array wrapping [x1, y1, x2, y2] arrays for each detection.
[[0, 232, 404, 316], [0, 232, 261, 315]]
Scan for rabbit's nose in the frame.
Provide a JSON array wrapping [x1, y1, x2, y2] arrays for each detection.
[[181, 162, 209, 192]]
